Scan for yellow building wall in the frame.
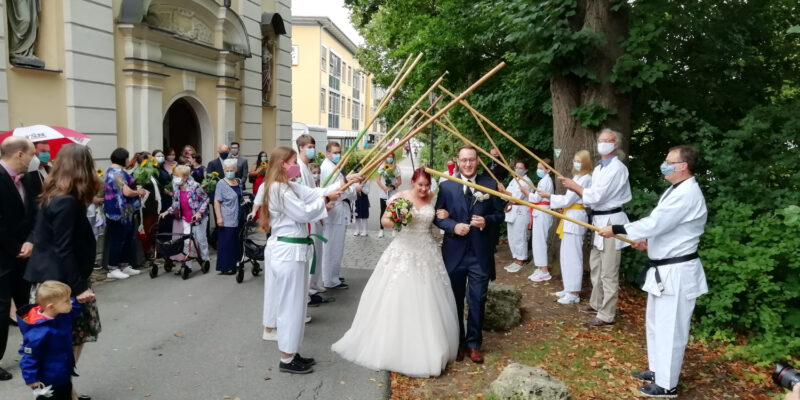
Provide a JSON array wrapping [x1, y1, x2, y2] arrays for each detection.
[[291, 25, 322, 126], [6, 1, 67, 129]]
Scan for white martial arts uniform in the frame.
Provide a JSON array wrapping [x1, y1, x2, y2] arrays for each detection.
[[549, 174, 591, 292], [622, 176, 708, 390], [264, 181, 329, 354], [299, 158, 326, 293], [527, 174, 553, 267], [581, 156, 632, 323], [320, 158, 356, 287], [504, 176, 533, 261]]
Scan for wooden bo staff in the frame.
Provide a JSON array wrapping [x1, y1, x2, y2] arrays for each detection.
[[438, 112, 505, 188], [414, 107, 537, 190], [425, 168, 636, 245], [337, 62, 507, 191], [324, 53, 424, 186], [359, 72, 449, 170], [438, 85, 565, 178]]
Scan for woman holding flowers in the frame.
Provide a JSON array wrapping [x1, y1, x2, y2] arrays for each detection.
[[332, 168, 458, 378], [376, 154, 402, 238], [248, 151, 269, 194]]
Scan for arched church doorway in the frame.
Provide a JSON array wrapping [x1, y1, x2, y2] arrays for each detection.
[[163, 98, 200, 155]]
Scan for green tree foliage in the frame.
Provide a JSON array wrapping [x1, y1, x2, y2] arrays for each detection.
[[347, 0, 800, 361]]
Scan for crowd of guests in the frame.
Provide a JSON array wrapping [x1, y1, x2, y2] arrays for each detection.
[[0, 136, 275, 398]]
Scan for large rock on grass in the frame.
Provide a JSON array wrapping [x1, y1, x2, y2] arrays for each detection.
[[483, 282, 522, 331], [489, 363, 570, 400]]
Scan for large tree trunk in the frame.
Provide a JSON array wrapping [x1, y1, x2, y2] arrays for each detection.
[[547, 0, 631, 267]]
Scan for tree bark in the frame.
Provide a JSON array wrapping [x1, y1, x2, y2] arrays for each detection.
[[547, 0, 631, 267]]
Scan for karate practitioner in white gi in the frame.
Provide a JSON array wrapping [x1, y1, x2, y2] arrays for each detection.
[[296, 135, 327, 295], [502, 160, 533, 273], [320, 142, 356, 290], [259, 146, 361, 374], [538, 150, 592, 304], [519, 159, 554, 282], [561, 128, 631, 328], [599, 145, 707, 398]]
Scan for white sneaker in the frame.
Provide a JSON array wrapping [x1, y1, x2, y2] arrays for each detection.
[[506, 263, 524, 273], [262, 328, 278, 341], [305, 315, 312, 324], [107, 269, 129, 280], [557, 293, 580, 304], [531, 271, 552, 282], [527, 269, 542, 281], [121, 266, 141, 276], [378, 230, 384, 238], [361, 231, 368, 237], [552, 290, 567, 298], [353, 231, 360, 236]]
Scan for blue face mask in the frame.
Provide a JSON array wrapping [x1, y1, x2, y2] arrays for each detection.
[[305, 148, 316, 160], [515, 168, 526, 176], [660, 162, 675, 176], [332, 153, 341, 163], [536, 169, 546, 178], [260, 156, 268, 162], [225, 171, 236, 179], [156, 156, 165, 164], [387, 157, 394, 164], [219, 152, 228, 160], [37, 152, 50, 164]]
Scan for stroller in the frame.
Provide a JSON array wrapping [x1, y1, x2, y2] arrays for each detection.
[[236, 193, 264, 283], [150, 216, 211, 280]]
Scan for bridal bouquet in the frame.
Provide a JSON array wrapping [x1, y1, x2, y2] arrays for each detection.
[[385, 198, 413, 230]]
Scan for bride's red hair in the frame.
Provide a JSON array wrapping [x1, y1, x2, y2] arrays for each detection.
[[411, 168, 431, 184]]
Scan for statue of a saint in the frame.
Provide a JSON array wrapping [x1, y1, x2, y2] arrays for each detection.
[[7, 0, 44, 68], [262, 38, 274, 103]]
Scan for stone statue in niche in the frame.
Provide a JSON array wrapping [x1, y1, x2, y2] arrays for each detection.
[[262, 38, 275, 103], [7, 0, 45, 68]]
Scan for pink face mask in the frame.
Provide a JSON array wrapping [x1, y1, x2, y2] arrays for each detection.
[[283, 163, 301, 179]]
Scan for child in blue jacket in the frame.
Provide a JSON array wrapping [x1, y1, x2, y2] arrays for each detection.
[[17, 281, 81, 400]]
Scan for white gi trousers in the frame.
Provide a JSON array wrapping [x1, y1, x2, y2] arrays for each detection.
[[506, 219, 529, 261], [271, 258, 309, 354], [646, 261, 700, 390], [308, 222, 325, 292], [321, 223, 347, 287], [559, 232, 583, 292], [531, 212, 552, 267], [262, 254, 278, 329]]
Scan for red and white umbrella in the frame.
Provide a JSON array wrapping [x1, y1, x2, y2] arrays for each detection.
[[0, 125, 92, 158]]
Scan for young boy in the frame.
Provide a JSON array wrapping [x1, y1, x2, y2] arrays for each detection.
[[17, 281, 81, 400]]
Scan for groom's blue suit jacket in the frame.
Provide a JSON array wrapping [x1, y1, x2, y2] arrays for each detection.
[[434, 174, 504, 271]]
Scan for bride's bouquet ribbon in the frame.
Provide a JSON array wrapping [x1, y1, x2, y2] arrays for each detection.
[[277, 234, 327, 274], [425, 168, 635, 245]]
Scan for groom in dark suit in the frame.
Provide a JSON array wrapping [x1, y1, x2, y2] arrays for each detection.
[[434, 145, 504, 363]]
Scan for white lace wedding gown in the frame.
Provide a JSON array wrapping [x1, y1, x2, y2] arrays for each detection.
[[331, 202, 459, 377]]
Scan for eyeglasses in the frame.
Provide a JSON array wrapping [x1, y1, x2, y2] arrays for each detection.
[[458, 158, 477, 164], [664, 160, 685, 165]]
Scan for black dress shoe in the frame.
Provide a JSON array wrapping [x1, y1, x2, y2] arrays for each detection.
[[8, 317, 17, 327], [279, 358, 313, 374], [632, 370, 655, 383], [0, 367, 11, 381], [294, 353, 316, 366], [218, 270, 236, 275], [77, 395, 92, 400], [638, 383, 677, 398]]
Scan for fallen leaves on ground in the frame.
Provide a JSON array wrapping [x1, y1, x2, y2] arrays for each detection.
[[389, 248, 783, 399]]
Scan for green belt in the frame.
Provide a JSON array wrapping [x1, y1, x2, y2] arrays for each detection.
[[277, 234, 327, 274]]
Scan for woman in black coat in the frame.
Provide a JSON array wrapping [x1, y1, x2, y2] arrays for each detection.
[[25, 143, 102, 400]]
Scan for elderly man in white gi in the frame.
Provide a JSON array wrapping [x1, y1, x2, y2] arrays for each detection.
[[561, 128, 631, 328], [320, 141, 356, 290], [599, 145, 708, 398], [502, 160, 533, 273]]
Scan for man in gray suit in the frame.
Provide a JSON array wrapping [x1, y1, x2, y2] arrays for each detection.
[[229, 142, 249, 191]]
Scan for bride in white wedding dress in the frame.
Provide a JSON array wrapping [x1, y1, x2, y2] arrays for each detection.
[[331, 168, 459, 377]]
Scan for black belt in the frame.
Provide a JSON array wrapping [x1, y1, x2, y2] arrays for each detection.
[[592, 207, 623, 216], [636, 252, 699, 292]]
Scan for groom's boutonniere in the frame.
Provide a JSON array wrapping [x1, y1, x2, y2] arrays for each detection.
[[473, 191, 491, 206]]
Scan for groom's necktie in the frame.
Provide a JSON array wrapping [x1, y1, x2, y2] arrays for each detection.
[[464, 178, 474, 203]]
